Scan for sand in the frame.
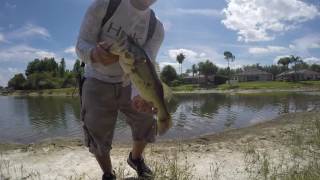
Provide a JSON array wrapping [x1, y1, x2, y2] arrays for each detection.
[[1, 111, 319, 180]]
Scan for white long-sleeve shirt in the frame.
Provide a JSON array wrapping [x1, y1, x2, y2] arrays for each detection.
[[76, 0, 164, 84]]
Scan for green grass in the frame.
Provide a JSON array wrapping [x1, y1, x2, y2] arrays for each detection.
[[7, 88, 77, 96], [217, 81, 320, 90], [171, 84, 200, 92], [243, 115, 320, 180]]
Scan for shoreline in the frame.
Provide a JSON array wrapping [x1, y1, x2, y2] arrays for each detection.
[[1, 88, 320, 97], [1, 111, 320, 179], [0, 111, 318, 149]]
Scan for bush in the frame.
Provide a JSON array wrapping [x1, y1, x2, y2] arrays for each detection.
[[161, 65, 178, 84], [8, 74, 27, 90]]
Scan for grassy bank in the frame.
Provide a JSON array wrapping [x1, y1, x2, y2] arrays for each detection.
[[217, 81, 320, 90], [1, 81, 320, 97], [1, 88, 77, 97], [1, 112, 320, 179]]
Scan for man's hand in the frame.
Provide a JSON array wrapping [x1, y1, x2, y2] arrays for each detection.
[[132, 96, 157, 114], [91, 42, 119, 65]]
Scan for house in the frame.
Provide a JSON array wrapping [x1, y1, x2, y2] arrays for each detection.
[[233, 69, 273, 82], [276, 69, 320, 81], [182, 75, 215, 84]]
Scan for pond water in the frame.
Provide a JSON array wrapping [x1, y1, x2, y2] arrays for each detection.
[[1, 93, 320, 144]]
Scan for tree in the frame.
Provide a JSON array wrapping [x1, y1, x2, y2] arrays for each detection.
[[191, 64, 198, 77], [289, 55, 303, 81], [176, 53, 185, 76], [160, 65, 178, 85], [198, 60, 218, 83], [59, 58, 66, 77], [292, 61, 309, 71], [310, 64, 320, 73], [73, 59, 82, 73], [277, 57, 291, 71], [25, 58, 59, 76], [224, 51, 235, 84], [8, 73, 27, 90]]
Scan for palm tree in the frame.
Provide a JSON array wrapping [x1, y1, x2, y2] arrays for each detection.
[[277, 57, 291, 71], [176, 53, 186, 76], [191, 64, 198, 77], [224, 51, 235, 84], [289, 55, 303, 81]]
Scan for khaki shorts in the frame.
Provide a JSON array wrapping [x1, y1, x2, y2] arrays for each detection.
[[81, 78, 156, 156]]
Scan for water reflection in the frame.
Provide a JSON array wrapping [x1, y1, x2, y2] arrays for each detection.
[[0, 93, 320, 144]]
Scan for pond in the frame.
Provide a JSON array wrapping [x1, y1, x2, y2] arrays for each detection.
[[0, 93, 320, 144]]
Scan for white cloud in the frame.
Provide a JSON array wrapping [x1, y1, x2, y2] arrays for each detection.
[[292, 34, 320, 50], [168, 48, 214, 64], [0, 68, 22, 86], [222, 0, 319, 42], [304, 57, 320, 64], [249, 46, 289, 55], [175, 8, 222, 17], [8, 67, 19, 73], [8, 23, 50, 39], [64, 46, 76, 55], [168, 49, 198, 60], [0, 45, 56, 62]]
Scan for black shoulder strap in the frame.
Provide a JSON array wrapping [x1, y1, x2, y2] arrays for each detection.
[[146, 10, 157, 43], [101, 0, 122, 28], [81, 0, 121, 67]]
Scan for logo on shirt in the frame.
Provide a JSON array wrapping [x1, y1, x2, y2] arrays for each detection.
[[106, 22, 143, 44]]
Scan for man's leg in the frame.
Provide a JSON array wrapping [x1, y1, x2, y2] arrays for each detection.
[[95, 153, 112, 174], [119, 85, 156, 177], [81, 78, 119, 179], [132, 141, 147, 160]]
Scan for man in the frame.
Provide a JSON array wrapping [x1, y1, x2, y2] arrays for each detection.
[[76, 0, 164, 179]]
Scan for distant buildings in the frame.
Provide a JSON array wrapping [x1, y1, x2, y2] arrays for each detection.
[[233, 69, 273, 82], [183, 75, 213, 84], [276, 69, 320, 81], [182, 75, 227, 85]]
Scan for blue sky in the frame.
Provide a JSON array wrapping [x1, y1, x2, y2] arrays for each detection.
[[0, 0, 319, 86]]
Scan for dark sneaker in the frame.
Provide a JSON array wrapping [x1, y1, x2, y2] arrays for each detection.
[[127, 152, 154, 178], [102, 171, 116, 180]]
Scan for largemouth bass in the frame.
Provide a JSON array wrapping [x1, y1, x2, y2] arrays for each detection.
[[108, 34, 172, 135]]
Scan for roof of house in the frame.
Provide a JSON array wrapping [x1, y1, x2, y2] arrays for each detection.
[[235, 69, 272, 76], [277, 69, 320, 77]]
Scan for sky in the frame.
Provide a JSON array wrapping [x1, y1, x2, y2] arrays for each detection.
[[0, 0, 320, 86]]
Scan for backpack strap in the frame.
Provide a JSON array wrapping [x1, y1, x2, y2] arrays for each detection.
[[146, 10, 157, 43], [81, 0, 121, 68], [101, 0, 122, 28]]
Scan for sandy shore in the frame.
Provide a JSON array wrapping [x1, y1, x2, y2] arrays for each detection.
[[1, 112, 320, 180]]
